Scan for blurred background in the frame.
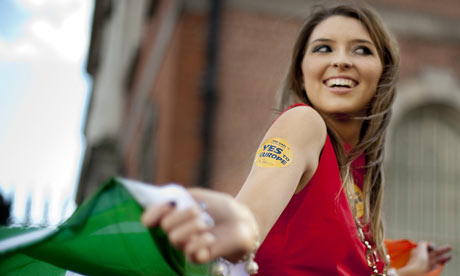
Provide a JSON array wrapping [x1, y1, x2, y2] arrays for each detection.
[[0, 0, 459, 274], [0, 0, 93, 225]]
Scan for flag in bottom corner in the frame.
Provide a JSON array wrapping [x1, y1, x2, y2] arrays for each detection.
[[0, 178, 211, 276]]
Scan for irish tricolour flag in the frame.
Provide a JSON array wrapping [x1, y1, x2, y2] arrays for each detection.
[[0, 178, 211, 275]]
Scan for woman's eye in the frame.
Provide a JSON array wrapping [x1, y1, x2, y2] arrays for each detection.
[[354, 46, 373, 55], [312, 45, 331, 53]]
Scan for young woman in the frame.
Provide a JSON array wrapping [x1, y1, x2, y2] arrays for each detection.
[[142, 4, 451, 275]]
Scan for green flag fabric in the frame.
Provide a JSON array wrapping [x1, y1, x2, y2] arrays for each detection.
[[0, 178, 211, 276]]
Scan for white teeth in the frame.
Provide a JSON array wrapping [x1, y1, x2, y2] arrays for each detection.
[[326, 78, 356, 88]]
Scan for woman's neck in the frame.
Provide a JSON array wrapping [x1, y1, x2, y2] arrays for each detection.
[[326, 114, 363, 147]]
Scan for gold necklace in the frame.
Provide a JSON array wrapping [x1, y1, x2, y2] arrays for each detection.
[[348, 185, 390, 275]]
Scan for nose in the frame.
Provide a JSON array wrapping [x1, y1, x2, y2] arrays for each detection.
[[333, 61, 352, 69], [331, 52, 352, 69]]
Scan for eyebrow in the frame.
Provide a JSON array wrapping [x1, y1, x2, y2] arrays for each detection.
[[310, 38, 374, 45], [352, 39, 373, 45]]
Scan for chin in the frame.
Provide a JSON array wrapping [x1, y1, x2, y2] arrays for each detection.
[[318, 105, 365, 117]]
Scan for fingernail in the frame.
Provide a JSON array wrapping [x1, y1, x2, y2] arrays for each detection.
[[208, 232, 216, 243], [197, 248, 209, 263], [169, 201, 176, 207], [204, 216, 215, 228], [198, 201, 207, 211]]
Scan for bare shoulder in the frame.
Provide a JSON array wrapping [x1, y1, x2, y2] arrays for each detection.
[[270, 106, 327, 148]]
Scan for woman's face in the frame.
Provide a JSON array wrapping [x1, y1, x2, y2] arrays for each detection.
[[301, 15, 383, 116]]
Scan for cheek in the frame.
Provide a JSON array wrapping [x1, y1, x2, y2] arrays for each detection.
[[302, 59, 323, 87], [365, 61, 383, 86], [363, 66, 382, 104], [301, 61, 311, 83]]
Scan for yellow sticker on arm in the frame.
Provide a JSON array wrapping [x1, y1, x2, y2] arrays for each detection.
[[255, 137, 293, 168]]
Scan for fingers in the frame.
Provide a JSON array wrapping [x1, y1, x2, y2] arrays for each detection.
[[141, 201, 176, 228], [184, 232, 216, 263], [168, 214, 210, 248], [142, 200, 216, 263], [149, 203, 211, 251], [430, 245, 452, 257], [160, 205, 201, 231], [424, 243, 453, 271], [437, 253, 452, 264], [429, 244, 453, 265]]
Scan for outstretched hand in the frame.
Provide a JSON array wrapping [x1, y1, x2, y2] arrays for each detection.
[[398, 241, 452, 276], [141, 188, 258, 264]]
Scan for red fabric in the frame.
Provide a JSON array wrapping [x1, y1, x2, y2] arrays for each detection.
[[254, 104, 385, 275]]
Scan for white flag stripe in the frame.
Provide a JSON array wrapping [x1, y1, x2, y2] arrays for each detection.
[[0, 227, 57, 253]]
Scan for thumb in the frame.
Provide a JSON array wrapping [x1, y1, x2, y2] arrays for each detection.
[[416, 241, 429, 252]]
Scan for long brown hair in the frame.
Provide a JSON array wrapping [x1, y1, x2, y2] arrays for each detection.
[[278, 3, 400, 258]]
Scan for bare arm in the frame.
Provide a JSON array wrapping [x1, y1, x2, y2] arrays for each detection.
[[236, 106, 326, 242]]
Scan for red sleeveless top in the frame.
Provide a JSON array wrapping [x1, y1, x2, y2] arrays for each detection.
[[254, 104, 385, 275]]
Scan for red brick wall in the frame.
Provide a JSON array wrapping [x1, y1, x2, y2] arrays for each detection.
[[398, 38, 460, 79], [210, 9, 300, 194], [370, 0, 460, 19], [124, 10, 208, 187], [168, 13, 207, 186]]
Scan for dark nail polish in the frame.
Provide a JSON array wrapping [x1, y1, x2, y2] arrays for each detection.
[[169, 201, 176, 207]]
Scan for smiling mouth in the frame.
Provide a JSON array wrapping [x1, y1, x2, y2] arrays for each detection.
[[324, 78, 358, 88]]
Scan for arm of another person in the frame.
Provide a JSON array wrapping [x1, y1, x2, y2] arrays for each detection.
[[142, 106, 327, 263]]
